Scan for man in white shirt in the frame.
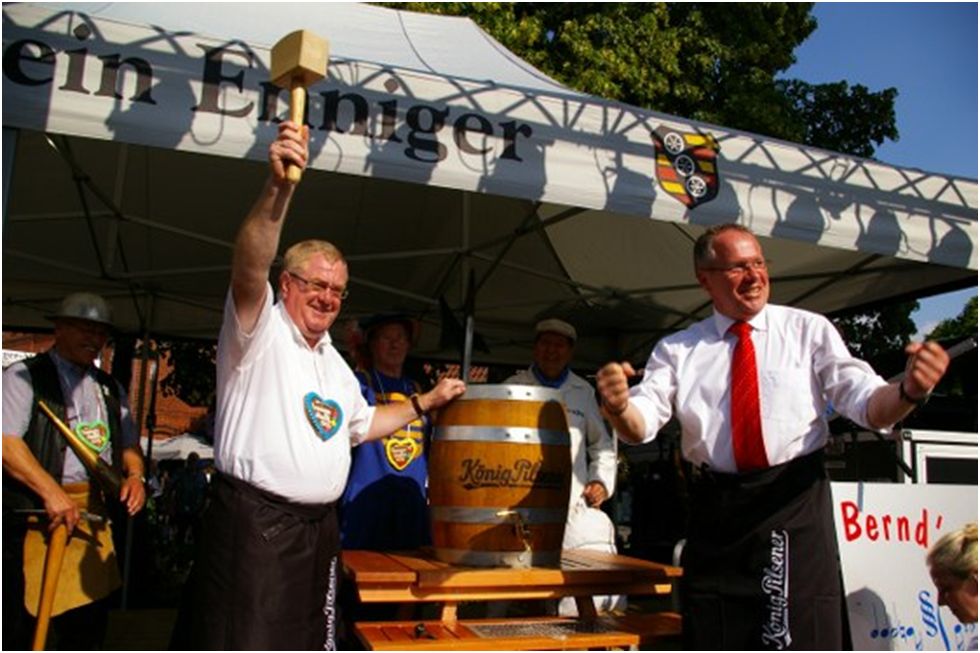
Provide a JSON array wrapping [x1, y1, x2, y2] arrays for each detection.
[[596, 223, 949, 650], [181, 121, 465, 650], [506, 318, 619, 616]]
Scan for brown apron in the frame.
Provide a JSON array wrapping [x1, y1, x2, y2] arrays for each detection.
[[22, 483, 120, 617]]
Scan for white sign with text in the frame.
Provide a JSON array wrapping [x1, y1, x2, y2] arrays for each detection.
[[832, 482, 978, 651]]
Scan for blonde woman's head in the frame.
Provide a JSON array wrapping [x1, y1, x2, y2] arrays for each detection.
[[927, 522, 978, 624]]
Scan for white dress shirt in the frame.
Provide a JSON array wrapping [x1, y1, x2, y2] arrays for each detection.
[[628, 304, 888, 473], [215, 285, 375, 504]]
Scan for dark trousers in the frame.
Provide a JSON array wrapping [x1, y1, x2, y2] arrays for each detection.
[[681, 451, 843, 650], [3, 511, 32, 651], [176, 473, 339, 651]]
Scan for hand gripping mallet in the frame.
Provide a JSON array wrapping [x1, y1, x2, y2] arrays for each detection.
[[270, 30, 329, 184]]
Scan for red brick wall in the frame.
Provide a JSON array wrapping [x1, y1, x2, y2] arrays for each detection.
[[3, 331, 208, 439]]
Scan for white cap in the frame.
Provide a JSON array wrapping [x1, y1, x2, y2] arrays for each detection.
[[535, 318, 577, 342]]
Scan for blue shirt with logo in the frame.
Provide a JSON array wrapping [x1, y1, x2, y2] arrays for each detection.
[[339, 370, 431, 550]]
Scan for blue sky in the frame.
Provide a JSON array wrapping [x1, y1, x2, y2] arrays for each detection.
[[783, 2, 977, 338]]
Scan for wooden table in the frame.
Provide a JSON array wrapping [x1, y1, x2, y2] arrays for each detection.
[[342, 548, 682, 650]]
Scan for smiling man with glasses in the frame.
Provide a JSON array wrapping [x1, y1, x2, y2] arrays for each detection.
[[178, 121, 466, 651], [596, 223, 950, 650]]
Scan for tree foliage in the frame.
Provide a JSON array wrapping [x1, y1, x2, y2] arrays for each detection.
[[833, 300, 919, 362], [927, 296, 978, 341], [156, 339, 217, 408], [779, 80, 898, 158], [383, 3, 899, 157]]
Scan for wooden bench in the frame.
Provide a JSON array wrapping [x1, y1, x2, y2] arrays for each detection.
[[355, 613, 682, 651], [344, 549, 683, 650]]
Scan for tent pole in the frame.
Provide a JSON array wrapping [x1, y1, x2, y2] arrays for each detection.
[[462, 316, 474, 382], [3, 127, 18, 224], [459, 192, 473, 381], [460, 191, 471, 309], [121, 295, 155, 610], [461, 272, 475, 382], [143, 352, 160, 462]]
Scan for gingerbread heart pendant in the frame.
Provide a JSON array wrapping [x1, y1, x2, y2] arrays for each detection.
[[74, 420, 110, 454], [384, 436, 420, 471], [303, 392, 344, 441]]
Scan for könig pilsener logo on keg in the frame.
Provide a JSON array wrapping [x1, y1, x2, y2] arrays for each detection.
[[458, 457, 565, 490]]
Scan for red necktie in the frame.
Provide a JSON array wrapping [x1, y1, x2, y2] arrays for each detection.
[[729, 321, 768, 472]]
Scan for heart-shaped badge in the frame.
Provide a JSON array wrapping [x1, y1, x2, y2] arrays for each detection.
[[384, 436, 421, 471], [304, 393, 344, 441], [74, 420, 110, 454]]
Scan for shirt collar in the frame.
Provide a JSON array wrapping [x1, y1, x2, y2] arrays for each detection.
[[531, 364, 569, 389], [711, 304, 769, 338]]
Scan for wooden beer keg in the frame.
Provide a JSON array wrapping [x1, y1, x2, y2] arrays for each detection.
[[429, 384, 571, 568]]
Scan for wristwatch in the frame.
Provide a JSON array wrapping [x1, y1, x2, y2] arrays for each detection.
[[898, 381, 930, 407]]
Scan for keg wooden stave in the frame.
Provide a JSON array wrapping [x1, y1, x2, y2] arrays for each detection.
[[429, 384, 571, 568]]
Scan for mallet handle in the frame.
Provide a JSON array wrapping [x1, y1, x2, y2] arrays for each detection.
[[32, 524, 69, 651], [37, 401, 123, 498], [287, 81, 306, 184]]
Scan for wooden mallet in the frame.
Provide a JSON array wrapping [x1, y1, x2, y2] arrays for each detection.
[[270, 30, 329, 184]]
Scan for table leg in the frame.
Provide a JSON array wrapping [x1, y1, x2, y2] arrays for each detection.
[[575, 595, 598, 619], [439, 601, 458, 624]]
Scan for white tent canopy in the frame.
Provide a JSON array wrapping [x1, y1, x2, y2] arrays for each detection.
[[3, 3, 976, 366]]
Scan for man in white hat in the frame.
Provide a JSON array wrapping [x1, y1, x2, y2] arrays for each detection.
[[2, 292, 146, 649], [506, 318, 620, 615]]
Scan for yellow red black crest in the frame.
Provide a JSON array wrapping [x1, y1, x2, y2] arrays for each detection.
[[651, 126, 721, 208]]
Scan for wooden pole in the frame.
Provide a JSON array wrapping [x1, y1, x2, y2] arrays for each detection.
[[31, 524, 69, 651]]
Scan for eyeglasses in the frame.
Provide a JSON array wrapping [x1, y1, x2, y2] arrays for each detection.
[[700, 259, 769, 277], [287, 270, 349, 300]]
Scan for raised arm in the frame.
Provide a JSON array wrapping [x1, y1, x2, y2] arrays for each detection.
[[596, 361, 647, 444], [866, 341, 950, 429], [231, 121, 309, 332]]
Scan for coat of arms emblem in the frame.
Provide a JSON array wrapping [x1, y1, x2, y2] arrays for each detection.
[[651, 126, 721, 208]]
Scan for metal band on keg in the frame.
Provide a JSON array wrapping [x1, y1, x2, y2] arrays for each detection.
[[456, 384, 565, 403], [430, 506, 567, 524], [432, 425, 569, 445]]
